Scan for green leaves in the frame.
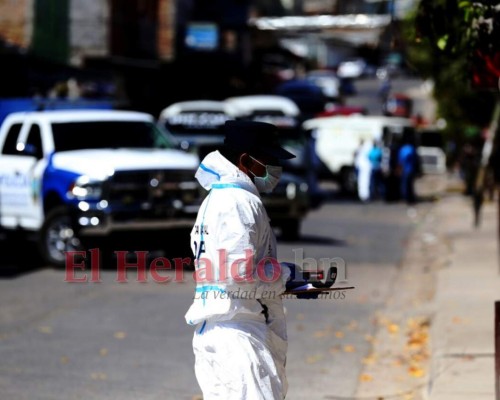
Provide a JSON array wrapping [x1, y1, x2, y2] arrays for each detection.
[[436, 35, 449, 51], [403, 0, 498, 139]]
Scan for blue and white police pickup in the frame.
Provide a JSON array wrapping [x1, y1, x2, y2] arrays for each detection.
[[0, 110, 201, 267]]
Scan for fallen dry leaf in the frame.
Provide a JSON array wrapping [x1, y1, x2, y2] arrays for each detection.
[[362, 354, 377, 365], [343, 345, 355, 353], [114, 331, 127, 339], [387, 323, 400, 334], [410, 352, 429, 363], [306, 354, 323, 364], [359, 373, 373, 382], [408, 365, 425, 378], [329, 345, 340, 354], [99, 348, 108, 357], [364, 334, 376, 344], [335, 331, 344, 338], [90, 372, 108, 381], [38, 326, 53, 334], [347, 320, 358, 330], [392, 358, 403, 367]]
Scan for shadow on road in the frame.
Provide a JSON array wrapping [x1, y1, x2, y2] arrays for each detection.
[[0, 233, 44, 278], [89, 227, 195, 270], [0, 228, 195, 278], [278, 234, 347, 246]]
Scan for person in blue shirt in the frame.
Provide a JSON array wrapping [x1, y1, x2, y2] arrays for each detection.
[[368, 141, 385, 200], [398, 135, 418, 204]]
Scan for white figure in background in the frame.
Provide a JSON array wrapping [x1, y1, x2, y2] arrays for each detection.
[[355, 139, 373, 202]]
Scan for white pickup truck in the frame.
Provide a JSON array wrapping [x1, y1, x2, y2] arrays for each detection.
[[0, 110, 201, 267]]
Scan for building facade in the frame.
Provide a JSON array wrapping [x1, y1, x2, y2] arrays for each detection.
[[0, 0, 176, 66], [0, 0, 34, 49]]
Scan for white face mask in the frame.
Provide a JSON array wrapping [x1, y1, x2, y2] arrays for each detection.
[[249, 156, 282, 193]]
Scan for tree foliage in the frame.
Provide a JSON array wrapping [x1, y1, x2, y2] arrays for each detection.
[[401, 0, 499, 140]]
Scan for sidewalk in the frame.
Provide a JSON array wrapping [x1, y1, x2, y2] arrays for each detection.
[[429, 193, 500, 399], [354, 177, 499, 399]]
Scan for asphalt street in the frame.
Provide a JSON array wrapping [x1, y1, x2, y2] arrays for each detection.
[[0, 76, 437, 399], [0, 194, 432, 400]]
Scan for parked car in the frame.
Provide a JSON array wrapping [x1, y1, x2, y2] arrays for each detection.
[[224, 95, 306, 176], [0, 109, 202, 267], [225, 95, 325, 234], [382, 93, 413, 118], [159, 99, 235, 158], [416, 127, 447, 175], [416, 146, 447, 175], [316, 103, 368, 117], [337, 58, 376, 79], [160, 97, 319, 240], [275, 79, 329, 120], [304, 70, 342, 103], [337, 59, 364, 79]]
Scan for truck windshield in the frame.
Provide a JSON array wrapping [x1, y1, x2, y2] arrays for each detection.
[[51, 121, 177, 152]]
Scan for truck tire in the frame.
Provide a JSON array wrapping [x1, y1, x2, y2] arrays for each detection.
[[38, 206, 84, 268]]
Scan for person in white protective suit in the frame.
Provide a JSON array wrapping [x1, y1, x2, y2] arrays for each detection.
[[354, 139, 373, 202], [185, 120, 296, 400]]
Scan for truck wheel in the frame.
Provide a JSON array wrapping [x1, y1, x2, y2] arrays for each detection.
[[38, 207, 84, 268], [340, 167, 358, 195], [280, 219, 301, 241]]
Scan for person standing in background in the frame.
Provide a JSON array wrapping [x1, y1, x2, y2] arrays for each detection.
[[355, 139, 373, 202], [398, 134, 418, 204]]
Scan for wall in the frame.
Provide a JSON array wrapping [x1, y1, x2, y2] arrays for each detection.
[[0, 0, 33, 49], [158, 0, 175, 60], [70, 0, 110, 66]]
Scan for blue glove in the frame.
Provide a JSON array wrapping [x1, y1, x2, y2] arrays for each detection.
[[281, 263, 321, 299], [282, 262, 307, 291]]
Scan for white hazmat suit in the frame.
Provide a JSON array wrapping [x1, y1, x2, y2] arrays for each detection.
[[355, 140, 373, 202], [185, 150, 291, 399]]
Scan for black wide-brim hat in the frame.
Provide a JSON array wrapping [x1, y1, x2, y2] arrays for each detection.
[[223, 120, 296, 160]]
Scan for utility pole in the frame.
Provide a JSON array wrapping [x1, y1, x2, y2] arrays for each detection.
[[496, 301, 500, 400], [473, 97, 500, 228]]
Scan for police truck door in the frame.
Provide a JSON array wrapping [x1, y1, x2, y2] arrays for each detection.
[[0, 120, 44, 229]]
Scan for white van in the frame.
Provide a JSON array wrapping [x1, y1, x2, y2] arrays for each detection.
[[302, 115, 415, 192]]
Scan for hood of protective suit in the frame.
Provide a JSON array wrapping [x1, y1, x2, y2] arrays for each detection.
[[194, 150, 260, 197]]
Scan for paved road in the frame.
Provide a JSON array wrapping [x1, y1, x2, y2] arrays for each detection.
[[0, 193, 431, 400]]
